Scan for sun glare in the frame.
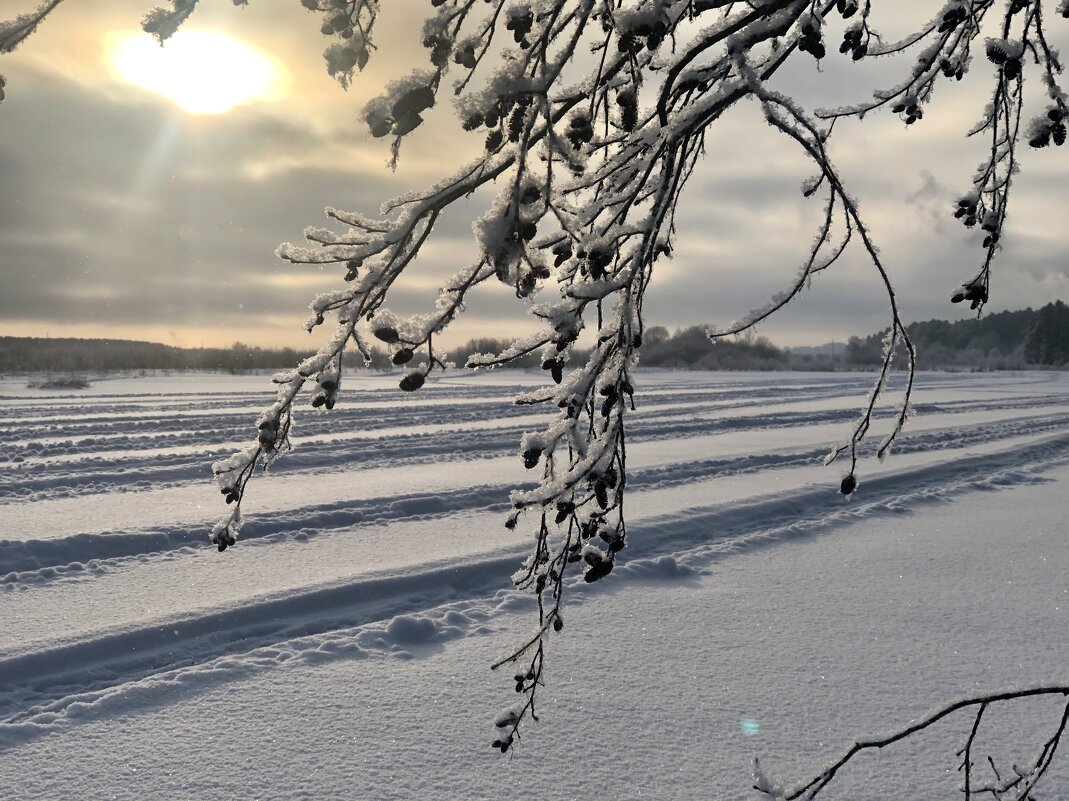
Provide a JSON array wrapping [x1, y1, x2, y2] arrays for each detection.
[[111, 31, 281, 114]]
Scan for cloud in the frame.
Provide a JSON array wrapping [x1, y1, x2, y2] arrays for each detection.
[[0, 62, 483, 337], [1, 1, 1067, 351]]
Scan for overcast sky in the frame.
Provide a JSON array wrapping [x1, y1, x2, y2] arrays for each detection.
[[1, 1, 1067, 349]]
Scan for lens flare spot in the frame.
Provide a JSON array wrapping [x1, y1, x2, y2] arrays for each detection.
[[740, 718, 760, 736]]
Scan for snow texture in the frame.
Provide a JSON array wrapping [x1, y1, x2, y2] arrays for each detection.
[[1, 370, 1069, 799]]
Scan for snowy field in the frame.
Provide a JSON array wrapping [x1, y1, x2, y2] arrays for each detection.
[[1, 369, 1068, 800]]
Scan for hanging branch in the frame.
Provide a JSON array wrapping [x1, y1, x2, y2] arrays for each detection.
[[0, 0, 65, 54], [754, 685, 1069, 801], [5, 0, 1067, 753], [184, 0, 1069, 750]]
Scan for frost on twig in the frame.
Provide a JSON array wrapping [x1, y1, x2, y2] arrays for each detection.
[[0, 0, 65, 56], [759, 685, 1069, 800], [203, 0, 1063, 752], [11, 0, 1067, 753]]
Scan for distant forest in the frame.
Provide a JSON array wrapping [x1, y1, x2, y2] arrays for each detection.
[[839, 300, 1069, 371], [2, 301, 1067, 374]]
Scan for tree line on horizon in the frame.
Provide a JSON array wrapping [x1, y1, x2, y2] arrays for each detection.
[[2, 301, 1067, 375], [844, 300, 1069, 370]]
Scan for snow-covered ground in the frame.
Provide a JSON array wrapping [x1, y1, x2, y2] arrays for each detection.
[[1, 369, 1068, 800]]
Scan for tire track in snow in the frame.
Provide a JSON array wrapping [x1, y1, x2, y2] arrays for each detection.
[[3, 410, 1067, 581], [5, 381, 1053, 459], [4, 390, 1064, 504], [2, 380, 857, 463], [2, 428, 1068, 745]]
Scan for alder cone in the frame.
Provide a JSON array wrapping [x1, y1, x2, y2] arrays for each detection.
[[399, 372, 425, 392], [392, 86, 434, 119], [391, 112, 423, 136], [584, 559, 613, 583], [369, 118, 392, 138], [372, 326, 400, 343]]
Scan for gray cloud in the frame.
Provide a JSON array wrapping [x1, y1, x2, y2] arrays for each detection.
[[1, 2, 1068, 351], [0, 66, 457, 329]]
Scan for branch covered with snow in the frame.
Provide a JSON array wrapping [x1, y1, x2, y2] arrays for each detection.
[[202, 0, 1065, 751], [8, 0, 1068, 754]]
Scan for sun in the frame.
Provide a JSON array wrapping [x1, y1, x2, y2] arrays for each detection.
[[111, 31, 282, 114]]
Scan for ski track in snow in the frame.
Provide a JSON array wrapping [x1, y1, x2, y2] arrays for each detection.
[[0, 370, 1068, 757]]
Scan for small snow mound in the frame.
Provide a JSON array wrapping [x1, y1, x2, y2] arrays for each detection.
[[385, 614, 438, 645], [622, 555, 694, 580], [441, 610, 469, 626], [492, 593, 530, 613]]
